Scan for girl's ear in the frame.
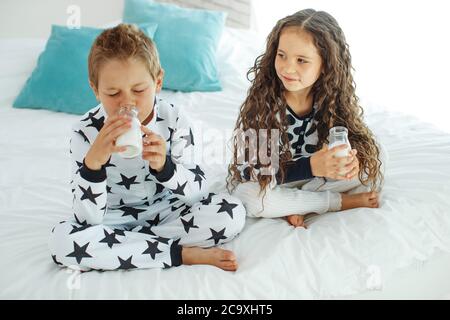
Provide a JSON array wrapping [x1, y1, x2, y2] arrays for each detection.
[[89, 81, 100, 101], [155, 69, 164, 93]]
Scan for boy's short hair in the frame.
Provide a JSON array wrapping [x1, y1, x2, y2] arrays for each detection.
[[88, 23, 161, 88]]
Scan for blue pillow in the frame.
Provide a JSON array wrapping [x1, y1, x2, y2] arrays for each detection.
[[13, 23, 158, 115], [123, 0, 227, 92]]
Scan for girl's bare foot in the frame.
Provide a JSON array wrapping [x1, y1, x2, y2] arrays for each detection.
[[285, 214, 307, 228], [341, 191, 379, 210], [181, 247, 238, 271]]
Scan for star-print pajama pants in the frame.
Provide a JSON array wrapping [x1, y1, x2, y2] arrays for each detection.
[[48, 193, 246, 271]]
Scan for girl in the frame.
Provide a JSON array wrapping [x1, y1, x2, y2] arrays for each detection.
[[227, 9, 387, 228], [48, 24, 246, 272]]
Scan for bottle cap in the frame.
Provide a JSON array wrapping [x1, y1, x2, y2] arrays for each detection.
[[329, 126, 348, 135], [119, 104, 138, 117]]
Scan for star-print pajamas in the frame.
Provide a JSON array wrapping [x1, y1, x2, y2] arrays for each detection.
[[232, 104, 388, 218], [48, 98, 246, 271]]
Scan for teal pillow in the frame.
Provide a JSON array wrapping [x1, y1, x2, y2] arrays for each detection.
[[13, 23, 158, 115], [123, 0, 227, 92]]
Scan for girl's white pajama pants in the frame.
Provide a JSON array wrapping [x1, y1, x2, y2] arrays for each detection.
[[233, 143, 388, 218]]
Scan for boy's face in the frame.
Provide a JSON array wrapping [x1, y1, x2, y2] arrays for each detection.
[[91, 57, 163, 123]]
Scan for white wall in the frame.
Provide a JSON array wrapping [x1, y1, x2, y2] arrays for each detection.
[[0, 0, 124, 38], [253, 0, 450, 133], [1, 0, 449, 132], [0, 0, 252, 37]]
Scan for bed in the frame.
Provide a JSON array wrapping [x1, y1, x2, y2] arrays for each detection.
[[1, 27, 450, 300]]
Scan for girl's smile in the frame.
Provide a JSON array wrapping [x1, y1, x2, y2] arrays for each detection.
[[280, 74, 300, 82]]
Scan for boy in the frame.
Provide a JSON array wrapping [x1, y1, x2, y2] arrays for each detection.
[[49, 24, 246, 271]]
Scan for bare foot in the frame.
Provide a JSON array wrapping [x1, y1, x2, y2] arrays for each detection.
[[341, 191, 379, 210], [285, 214, 307, 228], [181, 247, 238, 271]]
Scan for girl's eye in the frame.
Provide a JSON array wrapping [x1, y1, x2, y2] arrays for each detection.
[[277, 53, 284, 58], [298, 59, 307, 64], [108, 92, 119, 97], [134, 89, 145, 93]]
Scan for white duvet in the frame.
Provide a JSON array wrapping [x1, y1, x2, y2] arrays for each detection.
[[1, 28, 450, 299]]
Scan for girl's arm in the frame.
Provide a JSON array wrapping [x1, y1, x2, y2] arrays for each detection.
[[276, 156, 314, 184]]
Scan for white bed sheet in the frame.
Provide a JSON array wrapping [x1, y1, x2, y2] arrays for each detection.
[[1, 29, 450, 299]]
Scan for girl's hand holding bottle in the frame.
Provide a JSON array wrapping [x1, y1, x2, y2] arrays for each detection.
[[310, 145, 359, 180]]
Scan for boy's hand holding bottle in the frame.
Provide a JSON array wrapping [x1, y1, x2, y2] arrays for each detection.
[[85, 114, 132, 170], [141, 125, 167, 173]]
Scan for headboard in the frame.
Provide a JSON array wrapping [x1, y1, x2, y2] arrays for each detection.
[[157, 0, 253, 28]]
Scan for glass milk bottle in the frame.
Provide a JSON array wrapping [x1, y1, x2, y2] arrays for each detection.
[[328, 126, 351, 176], [116, 105, 143, 158]]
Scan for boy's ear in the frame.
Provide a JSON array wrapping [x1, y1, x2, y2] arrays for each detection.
[[155, 69, 164, 93], [89, 81, 100, 101]]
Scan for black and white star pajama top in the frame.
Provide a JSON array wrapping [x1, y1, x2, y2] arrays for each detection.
[[48, 98, 246, 271]]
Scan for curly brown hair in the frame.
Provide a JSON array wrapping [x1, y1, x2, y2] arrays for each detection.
[[88, 23, 161, 89], [227, 9, 383, 195]]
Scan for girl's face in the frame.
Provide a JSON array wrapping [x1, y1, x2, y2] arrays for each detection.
[[91, 57, 163, 122], [275, 27, 322, 94]]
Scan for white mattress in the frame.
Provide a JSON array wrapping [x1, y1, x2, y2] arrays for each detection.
[[1, 28, 450, 299]]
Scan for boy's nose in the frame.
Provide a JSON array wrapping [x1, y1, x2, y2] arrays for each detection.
[[121, 101, 136, 109], [121, 93, 136, 107]]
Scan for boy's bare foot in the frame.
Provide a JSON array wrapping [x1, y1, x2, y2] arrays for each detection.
[[341, 191, 379, 210], [285, 214, 307, 228], [181, 247, 238, 271]]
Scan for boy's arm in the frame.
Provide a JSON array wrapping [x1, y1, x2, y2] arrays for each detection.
[[148, 110, 208, 205], [70, 128, 108, 225]]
